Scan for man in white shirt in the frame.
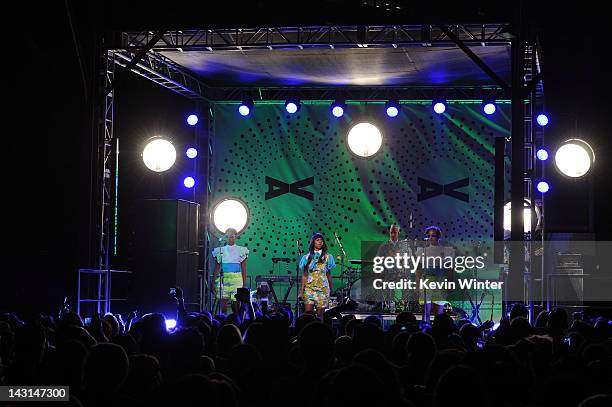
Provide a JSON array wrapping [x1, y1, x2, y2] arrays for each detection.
[[212, 228, 249, 314], [375, 224, 413, 310]]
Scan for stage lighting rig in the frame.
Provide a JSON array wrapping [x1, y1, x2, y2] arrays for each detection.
[[503, 199, 541, 234], [186, 114, 199, 126], [186, 147, 198, 159], [483, 101, 497, 115], [142, 137, 176, 173], [433, 100, 447, 114], [183, 176, 196, 188], [536, 148, 549, 161], [385, 100, 399, 118], [331, 100, 346, 117], [212, 198, 250, 234], [285, 99, 301, 114], [346, 122, 383, 158], [238, 99, 254, 116], [554, 139, 595, 178], [536, 114, 549, 127]]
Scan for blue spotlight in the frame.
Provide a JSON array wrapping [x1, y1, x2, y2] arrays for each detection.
[[536, 181, 550, 193], [186, 147, 198, 159], [165, 319, 177, 331], [183, 176, 195, 188], [536, 148, 549, 161], [285, 99, 300, 114], [536, 114, 549, 127], [238, 99, 254, 116], [433, 100, 446, 114], [385, 101, 400, 118], [330, 100, 346, 118], [186, 114, 199, 126], [483, 101, 497, 115]]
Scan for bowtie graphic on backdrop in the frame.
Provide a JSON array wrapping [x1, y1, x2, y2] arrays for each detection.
[[417, 177, 470, 202], [265, 176, 315, 200]]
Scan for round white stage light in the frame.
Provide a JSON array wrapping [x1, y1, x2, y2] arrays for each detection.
[[142, 138, 176, 172], [554, 139, 595, 178], [347, 122, 383, 158], [503, 199, 541, 233], [212, 198, 249, 234]]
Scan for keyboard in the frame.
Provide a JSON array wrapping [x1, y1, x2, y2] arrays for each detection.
[[255, 275, 299, 284]]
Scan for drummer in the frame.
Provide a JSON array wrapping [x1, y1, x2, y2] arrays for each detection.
[[415, 225, 453, 319], [375, 224, 414, 309]]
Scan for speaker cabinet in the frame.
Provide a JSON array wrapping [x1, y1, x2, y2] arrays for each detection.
[[132, 199, 200, 316]]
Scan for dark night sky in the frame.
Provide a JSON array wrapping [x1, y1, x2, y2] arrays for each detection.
[[4, 1, 610, 316]]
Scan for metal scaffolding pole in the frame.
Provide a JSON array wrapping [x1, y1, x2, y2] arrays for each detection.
[[508, 3, 527, 316], [203, 105, 216, 311]]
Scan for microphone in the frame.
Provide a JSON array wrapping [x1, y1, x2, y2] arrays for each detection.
[[334, 231, 347, 258], [296, 239, 302, 255]]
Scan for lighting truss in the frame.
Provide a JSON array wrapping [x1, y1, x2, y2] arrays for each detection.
[[114, 24, 512, 52], [112, 50, 211, 100]]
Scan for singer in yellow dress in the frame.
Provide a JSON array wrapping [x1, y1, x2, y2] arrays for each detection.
[[299, 232, 335, 319]]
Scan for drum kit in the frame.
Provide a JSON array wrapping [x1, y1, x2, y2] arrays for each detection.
[[333, 242, 422, 313], [330, 238, 490, 319]]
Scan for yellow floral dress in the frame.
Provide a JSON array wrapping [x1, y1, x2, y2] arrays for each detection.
[[300, 251, 336, 308]]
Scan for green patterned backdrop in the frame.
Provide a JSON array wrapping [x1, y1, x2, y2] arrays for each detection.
[[210, 101, 510, 314]]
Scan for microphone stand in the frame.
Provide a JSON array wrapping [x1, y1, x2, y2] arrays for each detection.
[[295, 240, 303, 321], [334, 231, 348, 301], [215, 238, 225, 315]]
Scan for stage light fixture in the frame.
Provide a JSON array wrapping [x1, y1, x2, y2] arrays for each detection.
[[285, 99, 301, 114], [385, 101, 400, 118], [183, 176, 195, 188], [433, 100, 447, 114], [536, 181, 550, 193], [536, 114, 549, 127], [186, 147, 198, 159], [331, 100, 346, 118], [142, 138, 176, 172], [483, 101, 497, 115], [536, 148, 549, 161], [503, 199, 541, 234], [165, 319, 177, 331], [212, 198, 250, 234], [347, 122, 383, 158], [238, 99, 254, 116], [186, 114, 199, 126], [554, 139, 595, 178]]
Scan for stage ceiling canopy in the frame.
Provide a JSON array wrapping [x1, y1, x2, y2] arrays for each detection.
[[160, 45, 510, 87]]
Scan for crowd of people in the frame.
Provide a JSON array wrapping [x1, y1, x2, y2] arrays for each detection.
[[0, 301, 610, 407]]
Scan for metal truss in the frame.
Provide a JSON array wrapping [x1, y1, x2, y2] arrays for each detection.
[[206, 85, 506, 102], [84, 49, 116, 315], [202, 105, 215, 312], [524, 38, 547, 313], [100, 51, 115, 274], [115, 24, 511, 52], [112, 50, 211, 101], [107, 24, 514, 101]]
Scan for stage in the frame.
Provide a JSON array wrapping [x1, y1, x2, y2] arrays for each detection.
[[74, 18, 608, 323]]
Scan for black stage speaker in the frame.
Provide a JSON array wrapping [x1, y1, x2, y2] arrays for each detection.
[[132, 199, 200, 316]]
